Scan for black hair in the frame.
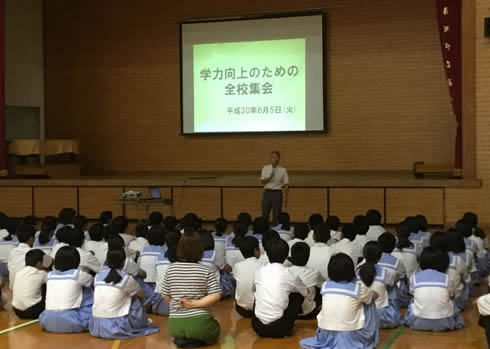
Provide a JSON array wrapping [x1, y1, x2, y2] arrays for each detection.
[[89, 223, 105, 241], [377, 232, 396, 253], [103, 224, 119, 241], [58, 208, 76, 225], [182, 213, 201, 230], [366, 209, 382, 226], [278, 212, 291, 230], [214, 217, 228, 236], [238, 236, 259, 259], [313, 223, 330, 243], [199, 230, 215, 251], [342, 223, 356, 241], [446, 230, 466, 254], [25, 249, 45, 267], [308, 213, 324, 230], [167, 245, 178, 263], [107, 235, 125, 251], [104, 249, 126, 284], [54, 246, 80, 271], [262, 229, 281, 254], [325, 215, 340, 231], [403, 216, 419, 234], [135, 223, 149, 238], [266, 238, 289, 264], [39, 216, 57, 244], [99, 211, 113, 225], [353, 215, 369, 235], [148, 225, 166, 246], [430, 231, 448, 252], [16, 224, 35, 243], [70, 227, 85, 248], [359, 242, 382, 287], [395, 224, 413, 250], [328, 253, 355, 282], [112, 216, 128, 234], [253, 216, 270, 236], [163, 216, 178, 232], [419, 246, 449, 273], [149, 211, 164, 226], [0, 212, 8, 230], [414, 215, 428, 232], [166, 230, 182, 249], [23, 215, 37, 226], [73, 215, 88, 230], [289, 242, 310, 266], [4, 218, 19, 241], [455, 219, 473, 238], [56, 225, 73, 244], [237, 212, 252, 228], [293, 223, 309, 240], [232, 223, 247, 247]]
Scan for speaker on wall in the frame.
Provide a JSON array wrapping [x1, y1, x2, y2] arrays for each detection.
[[485, 17, 490, 38]]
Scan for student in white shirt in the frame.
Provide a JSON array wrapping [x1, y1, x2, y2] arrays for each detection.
[[252, 216, 269, 246], [446, 230, 472, 312], [70, 227, 101, 274], [55, 208, 76, 233], [288, 242, 322, 319], [331, 223, 358, 266], [74, 215, 90, 243], [12, 249, 48, 319], [113, 216, 136, 247], [287, 223, 309, 252], [404, 246, 464, 331], [225, 223, 248, 273], [366, 209, 386, 241], [155, 230, 181, 292], [325, 215, 342, 244], [299, 253, 379, 349], [0, 219, 19, 279], [83, 223, 108, 266], [90, 249, 159, 339], [98, 210, 113, 226], [304, 213, 324, 247], [128, 224, 149, 258], [234, 236, 263, 317], [39, 246, 94, 333], [34, 217, 57, 255], [252, 238, 307, 338], [352, 215, 371, 262], [8, 224, 35, 289], [211, 217, 228, 270], [51, 226, 72, 259], [306, 223, 333, 281], [273, 212, 294, 241]]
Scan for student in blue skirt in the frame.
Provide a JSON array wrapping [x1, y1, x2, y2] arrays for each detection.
[[403, 246, 464, 331], [34, 218, 57, 255], [90, 249, 159, 339], [300, 253, 379, 349], [40, 246, 94, 333]]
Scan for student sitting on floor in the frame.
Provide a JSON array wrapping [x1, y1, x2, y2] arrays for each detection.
[[225, 223, 248, 272], [331, 223, 358, 266], [139, 225, 167, 284], [51, 226, 73, 259], [40, 246, 93, 333], [149, 211, 164, 228], [351, 215, 371, 263], [299, 253, 379, 349], [211, 217, 228, 271], [464, 212, 490, 277], [70, 227, 101, 274], [112, 216, 136, 251], [446, 230, 472, 311], [162, 231, 222, 348], [357, 242, 400, 328], [405, 216, 427, 255], [377, 232, 406, 306], [8, 224, 35, 289], [304, 213, 324, 247], [325, 215, 342, 244], [403, 246, 464, 331], [306, 223, 333, 281], [33, 218, 57, 255], [287, 242, 322, 319], [55, 208, 76, 233], [90, 248, 159, 339], [365, 209, 386, 241], [12, 249, 49, 319], [74, 215, 89, 242], [252, 216, 269, 244], [274, 212, 294, 241], [252, 238, 307, 338], [287, 223, 309, 252], [155, 229, 182, 293], [83, 223, 108, 267], [98, 210, 113, 227], [128, 224, 149, 258], [234, 236, 263, 318]]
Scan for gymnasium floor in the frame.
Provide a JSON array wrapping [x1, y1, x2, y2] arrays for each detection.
[[0, 290, 487, 349]]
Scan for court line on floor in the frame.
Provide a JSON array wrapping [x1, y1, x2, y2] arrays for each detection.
[[111, 339, 121, 349], [384, 326, 406, 349], [0, 319, 39, 335]]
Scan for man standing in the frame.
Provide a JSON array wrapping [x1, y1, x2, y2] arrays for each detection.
[[261, 151, 289, 225]]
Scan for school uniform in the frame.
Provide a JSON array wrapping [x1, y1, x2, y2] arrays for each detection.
[[83, 240, 108, 267], [272, 224, 294, 241], [252, 263, 307, 338], [331, 239, 358, 266], [404, 269, 464, 331], [33, 236, 57, 255], [12, 266, 47, 319], [409, 231, 430, 254], [128, 237, 149, 255], [162, 262, 222, 345], [0, 229, 8, 240], [39, 269, 94, 333], [299, 280, 379, 349], [304, 231, 315, 247], [211, 232, 227, 270], [287, 238, 306, 254], [329, 230, 342, 243], [449, 251, 471, 311], [234, 257, 264, 317], [155, 253, 171, 293], [224, 237, 245, 273], [477, 292, 490, 347], [139, 245, 167, 282], [307, 243, 332, 281], [77, 247, 102, 274], [51, 242, 69, 259], [288, 265, 322, 318], [90, 269, 159, 339], [8, 242, 32, 289], [352, 235, 370, 261], [392, 246, 419, 307], [201, 249, 235, 298], [366, 225, 386, 241], [470, 235, 490, 277], [120, 233, 136, 247]]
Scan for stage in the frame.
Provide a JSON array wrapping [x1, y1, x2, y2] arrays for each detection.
[[0, 171, 480, 225]]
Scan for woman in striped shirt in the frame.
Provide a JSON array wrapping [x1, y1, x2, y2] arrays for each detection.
[[162, 230, 222, 348]]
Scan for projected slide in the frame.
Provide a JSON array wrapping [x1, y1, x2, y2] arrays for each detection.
[[181, 15, 324, 134]]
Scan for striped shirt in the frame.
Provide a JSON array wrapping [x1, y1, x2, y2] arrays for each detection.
[[161, 262, 221, 318]]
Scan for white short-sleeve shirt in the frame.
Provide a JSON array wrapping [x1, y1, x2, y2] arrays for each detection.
[[45, 269, 93, 310], [288, 265, 323, 315], [12, 266, 47, 311], [306, 243, 332, 281], [234, 257, 265, 310], [261, 165, 289, 190], [8, 243, 32, 289]]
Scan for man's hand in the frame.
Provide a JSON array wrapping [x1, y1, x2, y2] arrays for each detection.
[[268, 169, 275, 180]]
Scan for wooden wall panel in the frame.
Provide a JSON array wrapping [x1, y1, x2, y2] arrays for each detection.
[[386, 188, 444, 225], [222, 188, 263, 221], [330, 188, 384, 223], [79, 187, 123, 219], [34, 187, 77, 217], [123, 187, 172, 220], [172, 187, 220, 220], [0, 187, 32, 217], [287, 188, 328, 222]]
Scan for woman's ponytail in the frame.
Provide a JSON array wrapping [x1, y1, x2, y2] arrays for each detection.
[[103, 249, 125, 284], [359, 241, 382, 287]]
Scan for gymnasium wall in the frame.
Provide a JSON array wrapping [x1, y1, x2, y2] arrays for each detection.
[[43, 0, 456, 173]]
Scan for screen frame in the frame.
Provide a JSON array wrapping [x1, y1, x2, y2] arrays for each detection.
[[179, 12, 327, 136]]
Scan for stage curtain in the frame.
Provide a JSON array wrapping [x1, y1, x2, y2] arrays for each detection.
[[435, 0, 462, 175], [0, 0, 6, 176]]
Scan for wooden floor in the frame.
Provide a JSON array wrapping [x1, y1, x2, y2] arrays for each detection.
[[0, 289, 488, 349]]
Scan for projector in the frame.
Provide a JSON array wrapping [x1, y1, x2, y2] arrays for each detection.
[[122, 191, 142, 201]]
